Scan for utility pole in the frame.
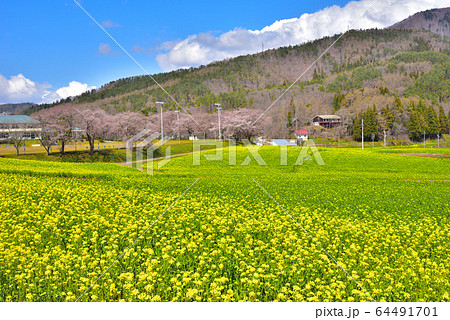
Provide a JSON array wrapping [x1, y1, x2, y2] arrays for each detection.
[[157, 102, 165, 144], [175, 110, 181, 144], [361, 118, 364, 150], [383, 130, 387, 147], [438, 133, 440, 148], [215, 103, 222, 140]]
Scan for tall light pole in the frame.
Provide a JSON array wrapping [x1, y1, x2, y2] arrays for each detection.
[[175, 110, 181, 144], [215, 103, 222, 140], [156, 102, 165, 144]]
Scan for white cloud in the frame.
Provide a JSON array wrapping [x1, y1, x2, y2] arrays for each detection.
[[55, 81, 96, 100], [97, 43, 116, 55], [156, 0, 450, 71], [101, 20, 121, 28], [0, 73, 96, 104], [0, 73, 51, 103]]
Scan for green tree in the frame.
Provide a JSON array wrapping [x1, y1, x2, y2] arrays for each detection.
[[332, 93, 345, 111], [404, 62, 450, 103], [448, 109, 450, 134], [286, 97, 295, 129], [363, 106, 379, 140], [381, 106, 396, 129], [407, 111, 424, 140], [427, 106, 439, 138], [352, 107, 379, 141], [394, 97, 403, 113], [438, 105, 449, 134], [407, 103, 429, 141], [352, 114, 362, 141]]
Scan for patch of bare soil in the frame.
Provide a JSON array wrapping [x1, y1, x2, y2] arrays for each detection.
[[398, 153, 450, 158]]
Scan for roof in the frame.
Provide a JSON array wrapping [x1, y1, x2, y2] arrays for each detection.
[[272, 139, 298, 147], [295, 130, 308, 135], [0, 115, 40, 124], [313, 115, 341, 120]]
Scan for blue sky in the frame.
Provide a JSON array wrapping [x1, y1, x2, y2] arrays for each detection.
[[0, 0, 447, 103]]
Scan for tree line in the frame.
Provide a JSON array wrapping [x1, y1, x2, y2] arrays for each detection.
[[350, 99, 449, 142], [8, 107, 269, 156]]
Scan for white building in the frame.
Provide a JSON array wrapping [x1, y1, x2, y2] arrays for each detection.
[[294, 130, 309, 141], [0, 115, 42, 140]]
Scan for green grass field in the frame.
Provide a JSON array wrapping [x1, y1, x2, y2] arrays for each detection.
[[0, 146, 449, 302], [0, 140, 222, 163]]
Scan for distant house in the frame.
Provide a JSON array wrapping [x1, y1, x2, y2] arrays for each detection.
[[294, 130, 309, 141], [312, 115, 341, 129], [0, 115, 42, 140]]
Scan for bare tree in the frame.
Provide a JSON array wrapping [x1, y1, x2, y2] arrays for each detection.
[[35, 114, 57, 155], [7, 124, 25, 156], [39, 126, 57, 156]]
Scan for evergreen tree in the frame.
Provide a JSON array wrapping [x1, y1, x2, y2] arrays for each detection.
[[415, 100, 428, 114], [381, 106, 396, 129], [332, 93, 345, 111], [363, 106, 379, 140], [427, 106, 439, 138], [439, 105, 449, 134], [352, 114, 362, 141], [394, 97, 403, 113], [448, 109, 450, 134], [286, 98, 295, 129], [313, 69, 319, 81], [352, 107, 379, 141], [407, 110, 426, 141], [406, 100, 415, 112]]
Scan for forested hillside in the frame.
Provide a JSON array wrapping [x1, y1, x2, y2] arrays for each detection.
[[28, 8, 450, 139], [1, 103, 35, 114], [389, 7, 450, 37]]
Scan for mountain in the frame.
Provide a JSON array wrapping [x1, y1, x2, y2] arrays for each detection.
[[27, 11, 450, 138], [389, 7, 450, 37], [0, 102, 35, 115]]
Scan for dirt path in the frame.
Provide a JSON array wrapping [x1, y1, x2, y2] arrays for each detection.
[[398, 153, 450, 158]]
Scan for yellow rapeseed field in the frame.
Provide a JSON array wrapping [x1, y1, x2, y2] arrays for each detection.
[[0, 147, 449, 301]]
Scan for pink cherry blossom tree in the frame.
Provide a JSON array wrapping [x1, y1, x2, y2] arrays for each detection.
[[37, 105, 77, 155], [75, 108, 111, 155], [34, 114, 58, 156], [110, 112, 153, 142], [210, 109, 269, 141], [170, 111, 207, 139]]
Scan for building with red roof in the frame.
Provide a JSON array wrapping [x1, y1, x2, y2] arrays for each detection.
[[294, 130, 309, 141]]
